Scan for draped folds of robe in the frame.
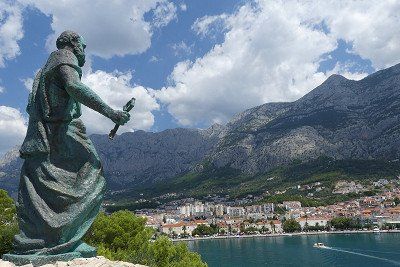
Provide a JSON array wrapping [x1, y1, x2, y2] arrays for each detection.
[[13, 49, 106, 256]]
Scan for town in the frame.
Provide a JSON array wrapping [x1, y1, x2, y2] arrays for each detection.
[[123, 178, 400, 239]]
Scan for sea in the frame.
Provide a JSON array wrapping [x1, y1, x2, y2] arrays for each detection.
[[187, 233, 400, 267]]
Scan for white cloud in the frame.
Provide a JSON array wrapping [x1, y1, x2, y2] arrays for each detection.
[[151, 1, 177, 28], [0, 106, 27, 154], [327, 62, 368, 81], [0, 86, 4, 94], [20, 0, 177, 59], [316, 1, 400, 69], [282, 1, 400, 69], [149, 55, 160, 63], [21, 77, 33, 91], [171, 41, 192, 57], [180, 3, 187, 12], [192, 14, 228, 38], [0, 1, 24, 67], [156, 0, 400, 126], [81, 70, 159, 134], [156, 1, 336, 126]]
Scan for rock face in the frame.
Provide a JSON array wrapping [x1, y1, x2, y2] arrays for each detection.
[[210, 64, 400, 173], [0, 147, 22, 199], [0, 256, 147, 267], [90, 127, 222, 190], [0, 127, 221, 195], [2, 63, 400, 195]]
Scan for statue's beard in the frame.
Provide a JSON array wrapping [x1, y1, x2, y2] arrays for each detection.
[[73, 46, 86, 67]]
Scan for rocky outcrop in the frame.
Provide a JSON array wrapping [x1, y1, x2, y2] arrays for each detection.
[[90, 127, 222, 190], [0, 147, 22, 199], [209, 64, 400, 173], [0, 256, 147, 267]]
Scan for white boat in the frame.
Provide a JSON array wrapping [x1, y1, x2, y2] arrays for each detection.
[[313, 242, 326, 248], [373, 227, 381, 234]]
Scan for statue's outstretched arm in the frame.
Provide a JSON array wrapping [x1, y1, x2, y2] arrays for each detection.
[[59, 65, 130, 125]]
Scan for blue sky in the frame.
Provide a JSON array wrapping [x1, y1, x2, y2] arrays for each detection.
[[0, 0, 399, 155]]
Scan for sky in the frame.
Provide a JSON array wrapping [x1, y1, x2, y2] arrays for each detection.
[[0, 0, 400, 156]]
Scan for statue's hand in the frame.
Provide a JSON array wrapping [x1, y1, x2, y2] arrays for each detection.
[[110, 110, 130, 125]]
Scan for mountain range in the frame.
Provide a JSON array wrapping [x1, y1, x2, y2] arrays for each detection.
[[2, 63, 400, 200]]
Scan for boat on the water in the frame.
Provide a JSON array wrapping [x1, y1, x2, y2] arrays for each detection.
[[313, 243, 326, 248]]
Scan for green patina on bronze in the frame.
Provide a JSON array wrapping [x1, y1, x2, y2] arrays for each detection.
[[2, 31, 130, 266]]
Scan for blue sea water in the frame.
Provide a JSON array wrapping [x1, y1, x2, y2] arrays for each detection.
[[187, 233, 400, 267]]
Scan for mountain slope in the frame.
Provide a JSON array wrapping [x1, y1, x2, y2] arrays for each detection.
[[0, 147, 22, 198], [0, 127, 223, 196], [91, 127, 222, 190], [210, 64, 400, 174], [2, 64, 400, 200]]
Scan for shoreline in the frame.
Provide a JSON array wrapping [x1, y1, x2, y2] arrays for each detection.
[[172, 229, 400, 242]]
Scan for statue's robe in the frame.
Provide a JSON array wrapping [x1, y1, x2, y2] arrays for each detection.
[[4, 49, 105, 264]]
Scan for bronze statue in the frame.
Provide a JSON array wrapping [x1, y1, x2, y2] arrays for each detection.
[[3, 31, 130, 266]]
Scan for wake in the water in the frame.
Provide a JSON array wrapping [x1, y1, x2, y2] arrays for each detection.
[[321, 246, 400, 265], [340, 247, 400, 255]]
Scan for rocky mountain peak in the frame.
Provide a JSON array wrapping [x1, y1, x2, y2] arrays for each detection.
[[200, 123, 227, 138], [0, 147, 20, 168]]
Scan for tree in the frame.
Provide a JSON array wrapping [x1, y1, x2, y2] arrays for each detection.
[[304, 215, 308, 232], [394, 197, 400, 206], [330, 217, 357, 230], [242, 226, 258, 234], [209, 223, 219, 234], [149, 236, 206, 267], [181, 225, 189, 237], [192, 224, 217, 237], [282, 219, 301, 233], [84, 211, 206, 267], [0, 190, 18, 257], [270, 221, 275, 234], [239, 223, 245, 233], [260, 226, 267, 234]]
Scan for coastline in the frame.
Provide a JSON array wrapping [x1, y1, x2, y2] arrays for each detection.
[[172, 229, 400, 242]]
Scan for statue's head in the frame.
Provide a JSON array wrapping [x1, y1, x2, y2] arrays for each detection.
[[56, 31, 86, 67]]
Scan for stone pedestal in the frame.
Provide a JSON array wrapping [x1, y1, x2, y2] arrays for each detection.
[[0, 256, 147, 267]]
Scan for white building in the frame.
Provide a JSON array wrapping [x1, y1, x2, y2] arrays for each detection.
[[297, 217, 329, 229], [214, 204, 225, 217], [283, 201, 301, 211], [161, 220, 209, 236], [263, 203, 275, 214], [179, 201, 206, 217], [227, 206, 245, 217]]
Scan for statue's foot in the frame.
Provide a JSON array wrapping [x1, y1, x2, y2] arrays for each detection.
[[73, 242, 97, 258]]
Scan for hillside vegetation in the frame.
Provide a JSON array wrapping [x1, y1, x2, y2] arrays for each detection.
[[108, 157, 400, 209]]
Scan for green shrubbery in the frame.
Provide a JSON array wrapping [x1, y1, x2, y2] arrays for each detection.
[[84, 211, 207, 267], [119, 157, 400, 206], [282, 219, 301, 233], [0, 189, 18, 257], [191, 224, 219, 237], [330, 217, 362, 230]]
